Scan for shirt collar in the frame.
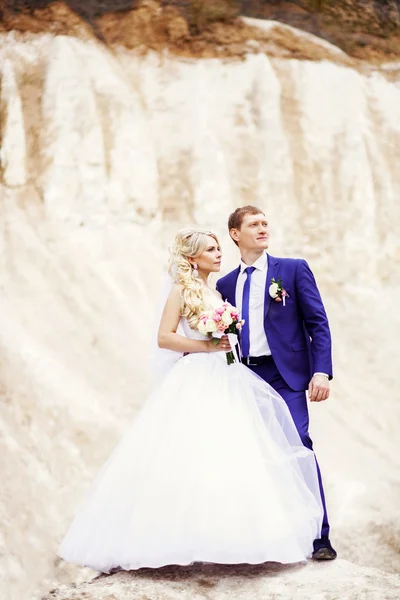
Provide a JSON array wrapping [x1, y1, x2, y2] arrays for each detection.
[[240, 252, 268, 273]]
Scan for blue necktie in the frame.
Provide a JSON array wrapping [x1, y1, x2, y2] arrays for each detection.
[[241, 266, 255, 358]]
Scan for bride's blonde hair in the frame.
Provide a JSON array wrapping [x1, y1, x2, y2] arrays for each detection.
[[169, 228, 220, 329]]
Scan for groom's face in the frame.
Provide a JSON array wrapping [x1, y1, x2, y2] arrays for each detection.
[[230, 213, 269, 251]]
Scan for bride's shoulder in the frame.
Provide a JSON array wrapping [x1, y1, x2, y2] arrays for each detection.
[[169, 283, 184, 297], [204, 287, 223, 303], [164, 283, 184, 307]]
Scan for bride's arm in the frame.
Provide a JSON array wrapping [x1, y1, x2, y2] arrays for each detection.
[[157, 285, 223, 353]]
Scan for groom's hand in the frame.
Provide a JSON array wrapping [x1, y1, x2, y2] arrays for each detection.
[[308, 375, 330, 402]]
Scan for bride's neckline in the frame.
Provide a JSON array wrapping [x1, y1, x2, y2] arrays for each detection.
[[202, 285, 222, 302]]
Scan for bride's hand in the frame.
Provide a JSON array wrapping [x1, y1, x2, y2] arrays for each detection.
[[205, 335, 232, 353]]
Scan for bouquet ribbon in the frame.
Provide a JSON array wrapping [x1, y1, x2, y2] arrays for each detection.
[[213, 332, 240, 365], [227, 333, 240, 364]]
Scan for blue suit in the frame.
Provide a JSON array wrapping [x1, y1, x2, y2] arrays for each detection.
[[217, 253, 332, 537]]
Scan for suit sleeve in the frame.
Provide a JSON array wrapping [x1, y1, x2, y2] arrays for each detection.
[[216, 278, 224, 298], [295, 260, 333, 379]]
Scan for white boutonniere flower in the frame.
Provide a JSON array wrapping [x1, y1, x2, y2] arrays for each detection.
[[269, 277, 289, 307]]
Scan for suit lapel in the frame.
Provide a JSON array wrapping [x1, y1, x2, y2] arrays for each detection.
[[264, 254, 279, 319]]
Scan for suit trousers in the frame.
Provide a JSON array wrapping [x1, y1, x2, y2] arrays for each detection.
[[248, 356, 330, 539]]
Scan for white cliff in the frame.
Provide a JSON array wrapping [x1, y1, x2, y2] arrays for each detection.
[[0, 20, 399, 600]]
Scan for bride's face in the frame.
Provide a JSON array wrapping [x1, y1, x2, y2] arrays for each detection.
[[193, 236, 222, 273]]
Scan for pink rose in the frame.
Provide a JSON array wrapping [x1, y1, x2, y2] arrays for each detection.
[[215, 307, 225, 315], [275, 297, 282, 302], [281, 289, 287, 297], [217, 322, 226, 332], [213, 314, 222, 322]]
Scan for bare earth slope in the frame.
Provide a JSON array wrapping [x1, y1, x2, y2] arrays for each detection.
[[0, 5, 400, 600]]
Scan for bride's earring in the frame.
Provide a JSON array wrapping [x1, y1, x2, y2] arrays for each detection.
[[192, 263, 198, 278]]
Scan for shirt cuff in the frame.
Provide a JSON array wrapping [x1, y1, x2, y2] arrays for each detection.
[[313, 372, 329, 378]]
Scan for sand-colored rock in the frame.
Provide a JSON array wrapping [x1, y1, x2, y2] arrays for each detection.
[[0, 17, 399, 600]]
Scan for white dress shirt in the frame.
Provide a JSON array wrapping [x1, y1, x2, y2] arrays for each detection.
[[235, 253, 271, 357], [234, 253, 329, 378]]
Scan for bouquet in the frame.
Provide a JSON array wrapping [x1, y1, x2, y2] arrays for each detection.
[[198, 302, 244, 365]]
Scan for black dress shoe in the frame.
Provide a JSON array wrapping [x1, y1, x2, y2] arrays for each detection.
[[312, 536, 337, 560]]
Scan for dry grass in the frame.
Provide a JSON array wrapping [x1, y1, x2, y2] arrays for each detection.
[[1, 1, 400, 64], [0, 1, 93, 38], [0, 0, 355, 64], [240, 0, 400, 64]]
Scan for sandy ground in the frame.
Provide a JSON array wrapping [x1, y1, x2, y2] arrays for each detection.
[[42, 560, 400, 600]]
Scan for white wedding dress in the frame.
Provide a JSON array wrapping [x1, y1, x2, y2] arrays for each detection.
[[58, 289, 323, 572]]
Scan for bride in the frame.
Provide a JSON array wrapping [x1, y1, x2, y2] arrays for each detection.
[[58, 228, 323, 573]]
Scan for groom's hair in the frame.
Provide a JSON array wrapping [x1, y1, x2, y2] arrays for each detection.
[[228, 205, 265, 245]]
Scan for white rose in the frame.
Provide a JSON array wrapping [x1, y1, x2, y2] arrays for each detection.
[[269, 283, 279, 298], [205, 318, 217, 333], [198, 320, 208, 335], [221, 310, 233, 326]]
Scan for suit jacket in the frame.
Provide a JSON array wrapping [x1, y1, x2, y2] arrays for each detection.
[[216, 254, 333, 391]]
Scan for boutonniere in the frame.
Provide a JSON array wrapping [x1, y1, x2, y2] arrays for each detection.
[[269, 277, 289, 306]]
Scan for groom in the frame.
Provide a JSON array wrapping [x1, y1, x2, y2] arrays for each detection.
[[217, 205, 336, 560]]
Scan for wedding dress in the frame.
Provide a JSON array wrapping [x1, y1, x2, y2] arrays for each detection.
[[58, 289, 323, 572]]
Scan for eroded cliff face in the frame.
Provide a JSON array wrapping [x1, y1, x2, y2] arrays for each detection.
[[0, 15, 399, 600]]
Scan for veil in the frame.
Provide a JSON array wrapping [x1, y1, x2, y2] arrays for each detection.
[[148, 271, 186, 385]]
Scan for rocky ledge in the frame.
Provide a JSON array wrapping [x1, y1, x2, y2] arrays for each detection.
[[43, 559, 400, 600]]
